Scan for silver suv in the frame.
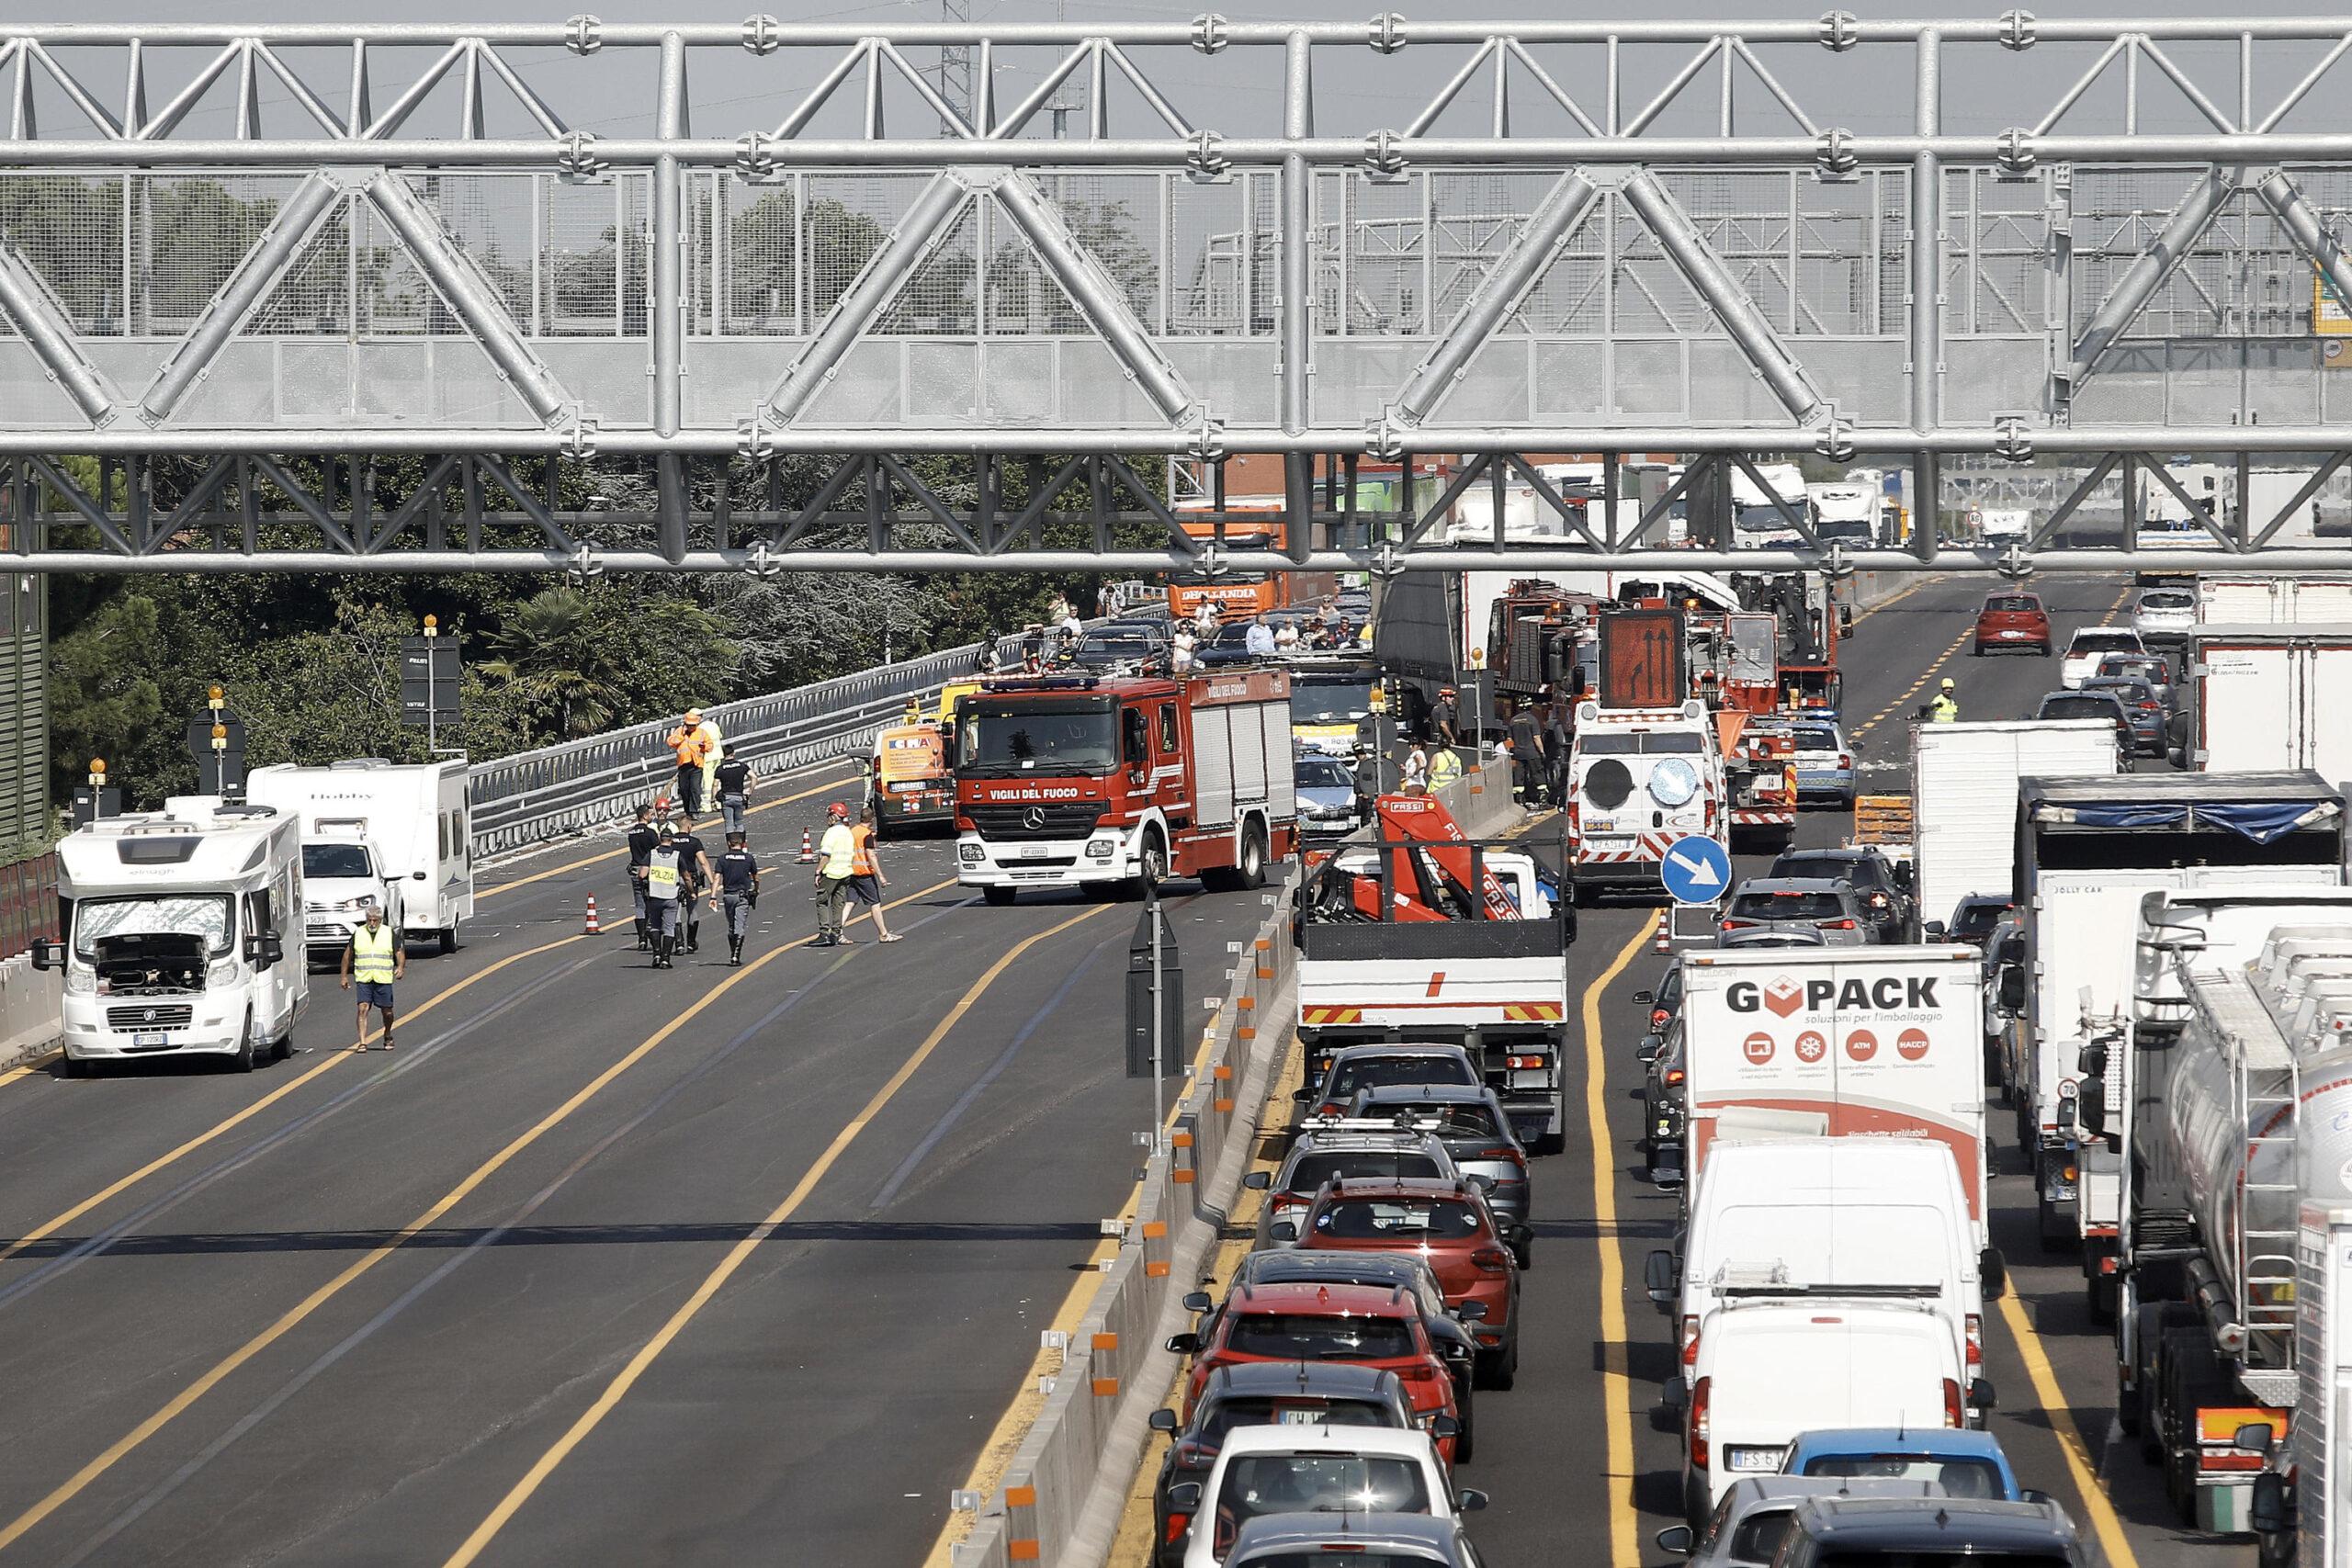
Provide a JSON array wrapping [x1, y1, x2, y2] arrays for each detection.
[[1244, 1123, 1460, 1249]]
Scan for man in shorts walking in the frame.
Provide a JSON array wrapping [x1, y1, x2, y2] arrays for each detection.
[[850, 805, 903, 942], [340, 903, 406, 1051]]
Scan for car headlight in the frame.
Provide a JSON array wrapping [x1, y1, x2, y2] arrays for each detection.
[[64, 964, 94, 996], [209, 958, 240, 987], [1647, 758, 1700, 807], [1086, 840, 1117, 859]]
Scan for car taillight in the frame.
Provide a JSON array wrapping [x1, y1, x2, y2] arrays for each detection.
[[1819, 919, 1858, 931], [1965, 1313, 1984, 1370], [1720, 918, 1747, 931], [1869, 892, 1890, 908], [1395, 1363, 1439, 1384], [1943, 1378, 1963, 1428], [1690, 1377, 1711, 1469], [1680, 1315, 1701, 1368], [1472, 1146, 1526, 1168], [1665, 1068, 1685, 1087], [1472, 1247, 1511, 1272], [1838, 754, 1852, 769], [2138, 701, 2160, 711], [1503, 1054, 1546, 1069], [1173, 1438, 1216, 1469], [1651, 1008, 1670, 1031], [1164, 1511, 1193, 1545]]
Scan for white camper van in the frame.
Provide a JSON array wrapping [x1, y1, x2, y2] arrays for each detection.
[[40, 797, 307, 1074], [246, 759, 475, 954]]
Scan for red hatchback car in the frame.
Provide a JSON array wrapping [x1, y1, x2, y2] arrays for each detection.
[[1167, 1280, 1462, 1461], [1972, 591, 2052, 656], [1271, 1176, 1522, 1389]]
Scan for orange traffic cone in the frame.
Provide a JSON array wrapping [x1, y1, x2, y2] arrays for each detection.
[[797, 828, 817, 863], [1652, 907, 1670, 954], [584, 895, 601, 935]]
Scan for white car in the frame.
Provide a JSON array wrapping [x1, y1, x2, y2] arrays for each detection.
[[2130, 586, 2196, 647], [1174, 1424, 1481, 1568], [1680, 1298, 1984, 1526], [2058, 626, 2143, 689]]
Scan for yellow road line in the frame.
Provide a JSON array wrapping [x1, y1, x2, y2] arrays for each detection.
[[1994, 1291, 2140, 1568], [0, 877, 956, 1556], [442, 900, 1109, 1568], [1848, 575, 1928, 626], [1850, 622, 1974, 742], [0, 930, 602, 1271], [1582, 919, 1656, 1568], [0, 1051, 59, 1088], [477, 763, 859, 902]]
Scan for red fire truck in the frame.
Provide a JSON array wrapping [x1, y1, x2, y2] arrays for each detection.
[[954, 669, 1302, 904]]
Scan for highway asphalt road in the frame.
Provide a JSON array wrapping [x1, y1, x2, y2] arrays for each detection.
[[0, 769, 1283, 1564], [1442, 570, 2230, 1568]]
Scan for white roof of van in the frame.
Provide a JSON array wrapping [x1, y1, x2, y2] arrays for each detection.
[[56, 802, 288, 892]]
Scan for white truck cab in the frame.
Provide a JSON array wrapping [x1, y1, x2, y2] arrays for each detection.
[[1567, 700, 1724, 889], [41, 796, 307, 1074]]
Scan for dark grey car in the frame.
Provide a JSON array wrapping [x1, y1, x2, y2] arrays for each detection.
[[1719, 877, 1874, 946], [1227, 1512, 1487, 1568], [1769, 1495, 2087, 1568], [1768, 846, 1915, 942], [2078, 674, 2167, 755], [1341, 1084, 1533, 1264]]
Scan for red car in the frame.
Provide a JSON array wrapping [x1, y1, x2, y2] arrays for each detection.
[[1165, 1280, 1462, 1461], [1972, 591, 2052, 656], [1272, 1176, 1522, 1389]]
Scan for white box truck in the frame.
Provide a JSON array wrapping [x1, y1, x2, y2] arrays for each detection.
[[2199, 574, 2352, 625], [40, 797, 307, 1073], [246, 759, 475, 954], [2182, 626, 2352, 782], [1675, 946, 1989, 1242], [1910, 720, 2118, 937]]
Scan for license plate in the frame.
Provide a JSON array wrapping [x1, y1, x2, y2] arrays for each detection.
[[1276, 1407, 1325, 1426], [133, 1032, 167, 1048], [1019, 844, 1048, 859], [1586, 834, 1634, 849], [1725, 1446, 1785, 1473]]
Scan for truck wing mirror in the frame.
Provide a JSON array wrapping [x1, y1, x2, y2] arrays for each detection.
[[28, 939, 63, 973], [1979, 1247, 2007, 1299], [1922, 920, 1947, 940], [2055, 1097, 2077, 1132], [413, 870, 429, 880], [2236, 1422, 2278, 1457], [1631, 990, 1655, 1007], [243, 931, 285, 971], [1182, 1291, 1214, 1313], [2251, 1472, 2294, 1535], [1645, 1248, 1679, 1309], [1997, 970, 2026, 1012], [1968, 1377, 1996, 1411]]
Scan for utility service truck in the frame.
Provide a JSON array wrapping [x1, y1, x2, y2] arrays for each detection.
[[246, 758, 475, 956], [955, 670, 1298, 902], [1295, 794, 1574, 1153], [40, 796, 306, 1074]]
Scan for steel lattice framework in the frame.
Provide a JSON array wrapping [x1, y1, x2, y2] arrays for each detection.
[[5, 15, 2352, 571]]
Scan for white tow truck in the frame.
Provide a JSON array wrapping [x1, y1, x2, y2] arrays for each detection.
[[40, 796, 306, 1074]]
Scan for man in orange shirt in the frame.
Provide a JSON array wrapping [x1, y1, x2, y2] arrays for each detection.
[[665, 710, 708, 818], [849, 805, 904, 942]]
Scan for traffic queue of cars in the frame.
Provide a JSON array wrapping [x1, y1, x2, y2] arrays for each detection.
[[1151, 1038, 1532, 1567]]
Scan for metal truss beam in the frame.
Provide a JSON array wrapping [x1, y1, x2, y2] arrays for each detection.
[[2065, 166, 2234, 391], [0, 239, 116, 425]]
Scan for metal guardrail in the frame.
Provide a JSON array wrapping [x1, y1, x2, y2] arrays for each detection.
[[465, 626, 1100, 857], [466, 639, 990, 857]]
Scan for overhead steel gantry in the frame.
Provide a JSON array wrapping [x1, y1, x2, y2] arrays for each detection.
[[5, 15, 2352, 572]]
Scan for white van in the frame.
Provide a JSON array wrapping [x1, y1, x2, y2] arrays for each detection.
[[41, 797, 307, 1074], [246, 759, 475, 953], [1681, 1298, 1983, 1526], [1650, 1140, 1992, 1396], [1567, 700, 1726, 890]]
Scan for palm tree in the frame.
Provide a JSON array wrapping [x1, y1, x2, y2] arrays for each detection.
[[480, 589, 626, 739]]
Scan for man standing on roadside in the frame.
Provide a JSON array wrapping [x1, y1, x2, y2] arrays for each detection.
[[340, 903, 406, 1051], [711, 830, 761, 966], [669, 816, 715, 954], [813, 801, 859, 946], [713, 751, 753, 839], [666, 711, 709, 818], [626, 802, 661, 950]]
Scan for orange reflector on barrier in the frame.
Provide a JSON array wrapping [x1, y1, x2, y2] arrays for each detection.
[[1005, 1486, 1036, 1507]]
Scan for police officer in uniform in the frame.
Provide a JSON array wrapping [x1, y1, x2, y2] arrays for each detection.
[[668, 818, 715, 954], [713, 753, 753, 839], [712, 831, 760, 966], [644, 824, 684, 968], [626, 803, 662, 950]]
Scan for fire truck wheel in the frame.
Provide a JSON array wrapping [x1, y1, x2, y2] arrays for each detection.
[[1235, 826, 1268, 890], [1136, 830, 1168, 893]]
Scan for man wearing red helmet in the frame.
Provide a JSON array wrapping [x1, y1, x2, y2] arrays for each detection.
[[812, 801, 859, 946]]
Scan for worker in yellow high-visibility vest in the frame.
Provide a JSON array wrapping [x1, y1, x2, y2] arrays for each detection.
[[340, 902, 407, 1052]]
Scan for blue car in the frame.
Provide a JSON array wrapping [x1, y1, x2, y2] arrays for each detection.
[[1787, 720, 1854, 807], [1779, 1428, 2028, 1503]]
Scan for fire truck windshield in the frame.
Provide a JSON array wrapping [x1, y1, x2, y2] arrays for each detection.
[[1290, 676, 1375, 724], [956, 703, 1121, 776]]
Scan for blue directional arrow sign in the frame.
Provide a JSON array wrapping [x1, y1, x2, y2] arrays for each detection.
[[1659, 834, 1733, 907]]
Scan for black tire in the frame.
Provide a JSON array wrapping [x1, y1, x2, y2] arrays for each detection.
[[1235, 825, 1268, 890], [272, 1025, 296, 1064], [438, 921, 459, 954], [1136, 830, 1168, 896], [2132, 1304, 2192, 1459], [1476, 1330, 1519, 1392], [2085, 1270, 2118, 1325], [2037, 1194, 2072, 1253], [1511, 1235, 1533, 1271], [1532, 1127, 1566, 1157], [1453, 1399, 1476, 1464], [56, 1050, 81, 1079], [229, 1012, 257, 1074], [983, 886, 1018, 907]]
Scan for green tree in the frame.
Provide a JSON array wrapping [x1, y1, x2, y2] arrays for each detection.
[[48, 592, 167, 784], [479, 588, 628, 739]]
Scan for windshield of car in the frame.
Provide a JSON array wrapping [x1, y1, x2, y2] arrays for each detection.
[[1074, 631, 1158, 664], [956, 703, 1119, 776], [2140, 590, 2194, 610], [1291, 677, 1375, 724], [1774, 853, 1886, 890], [1576, 731, 1708, 755], [2071, 630, 2140, 652], [2038, 694, 2122, 720], [302, 843, 374, 880], [1801, 1453, 2007, 1499], [2098, 657, 2164, 681], [1195, 1398, 1396, 1445], [74, 894, 234, 959], [1951, 901, 2010, 941], [1791, 726, 1841, 752], [1214, 1455, 1434, 1540], [1235, 1552, 1450, 1568], [1328, 1056, 1479, 1098], [1224, 1313, 1420, 1360], [1729, 890, 1849, 921], [1312, 1198, 1484, 1241], [1295, 757, 1355, 792], [1285, 1152, 1445, 1194], [1983, 595, 2041, 614]]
